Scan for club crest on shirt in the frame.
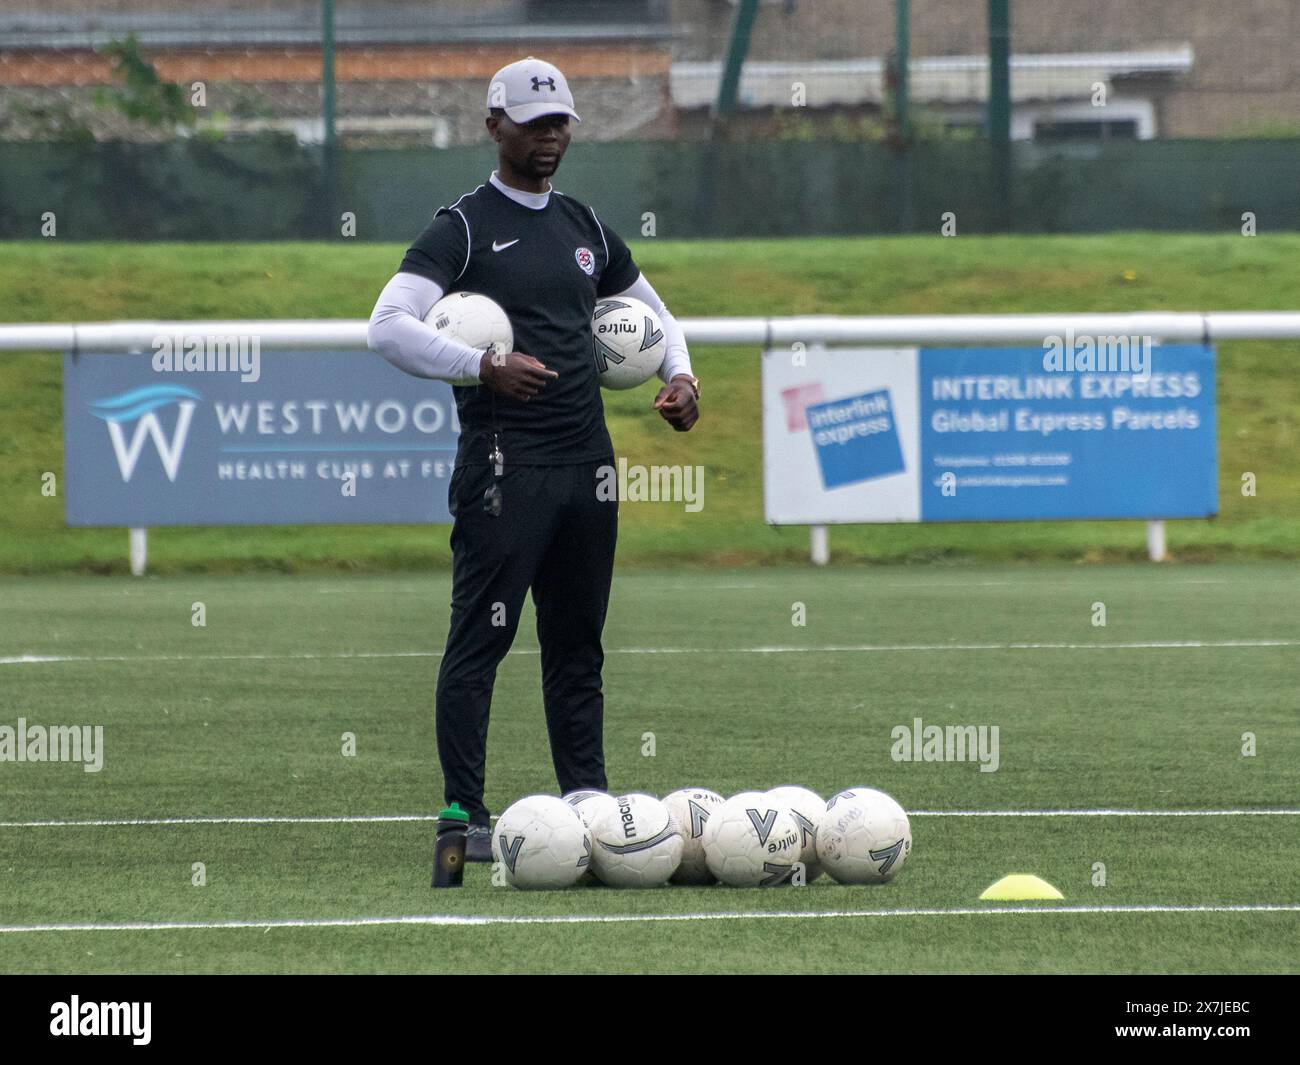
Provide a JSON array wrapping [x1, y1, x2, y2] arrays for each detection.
[[574, 247, 595, 275]]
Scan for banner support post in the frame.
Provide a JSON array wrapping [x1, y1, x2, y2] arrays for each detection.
[[810, 524, 829, 565], [1146, 520, 1166, 562], [129, 527, 148, 576]]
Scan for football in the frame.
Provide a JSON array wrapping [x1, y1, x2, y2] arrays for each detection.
[[563, 789, 620, 882], [563, 789, 620, 831], [591, 295, 666, 390], [424, 291, 513, 378], [589, 793, 683, 888], [816, 787, 912, 885], [826, 787, 865, 805], [491, 794, 591, 890], [662, 787, 726, 884], [764, 785, 826, 883], [725, 789, 765, 806], [702, 792, 802, 887]]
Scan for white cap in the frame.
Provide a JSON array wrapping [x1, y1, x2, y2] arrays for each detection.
[[486, 56, 582, 124]]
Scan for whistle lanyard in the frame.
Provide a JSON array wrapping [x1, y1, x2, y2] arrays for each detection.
[[484, 385, 503, 517]]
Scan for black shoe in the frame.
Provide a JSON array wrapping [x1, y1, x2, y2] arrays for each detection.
[[465, 823, 493, 862]]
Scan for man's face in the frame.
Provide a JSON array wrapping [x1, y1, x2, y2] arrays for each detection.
[[488, 112, 571, 180]]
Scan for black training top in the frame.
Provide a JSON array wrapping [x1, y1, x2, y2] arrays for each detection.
[[399, 180, 641, 467]]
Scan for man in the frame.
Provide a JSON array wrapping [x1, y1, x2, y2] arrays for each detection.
[[367, 56, 700, 863]]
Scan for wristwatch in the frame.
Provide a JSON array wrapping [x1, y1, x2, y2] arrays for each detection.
[[674, 374, 701, 401]]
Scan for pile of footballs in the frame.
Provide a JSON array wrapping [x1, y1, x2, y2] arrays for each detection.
[[490, 786, 912, 890]]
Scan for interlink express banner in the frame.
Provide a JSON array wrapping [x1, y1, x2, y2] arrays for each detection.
[[763, 345, 1217, 524]]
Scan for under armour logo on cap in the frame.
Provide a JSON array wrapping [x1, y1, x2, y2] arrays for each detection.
[[487, 57, 581, 124]]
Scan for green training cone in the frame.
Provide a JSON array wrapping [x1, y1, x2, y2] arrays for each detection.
[[979, 874, 1064, 901]]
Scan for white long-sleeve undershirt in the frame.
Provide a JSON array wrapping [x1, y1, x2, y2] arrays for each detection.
[[367, 269, 694, 387], [614, 271, 694, 386], [366, 272, 487, 385]]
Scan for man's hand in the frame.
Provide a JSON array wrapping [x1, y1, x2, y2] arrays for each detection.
[[479, 350, 558, 401], [653, 375, 699, 432]]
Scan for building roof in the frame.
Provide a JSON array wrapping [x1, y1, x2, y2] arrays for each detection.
[[671, 46, 1195, 108], [0, 2, 674, 49]]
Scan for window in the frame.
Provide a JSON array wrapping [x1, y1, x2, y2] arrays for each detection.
[[1033, 119, 1139, 141]]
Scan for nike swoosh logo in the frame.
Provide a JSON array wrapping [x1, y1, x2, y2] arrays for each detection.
[[492, 239, 519, 252]]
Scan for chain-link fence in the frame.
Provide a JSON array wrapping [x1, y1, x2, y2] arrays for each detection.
[[1, 1, 1296, 237]]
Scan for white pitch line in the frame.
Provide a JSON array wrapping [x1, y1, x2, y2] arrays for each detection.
[[0, 815, 439, 828], [606, 640, 1300, 654], [2, 808, 1296, 829], [3, 638, 1299, 667], [1, 903, 1296, 936], [909, 808, 1300, 817], [0, 651, 437, 666]]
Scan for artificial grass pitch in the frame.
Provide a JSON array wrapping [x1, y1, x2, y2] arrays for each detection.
[[0, 563, 1297, 973]]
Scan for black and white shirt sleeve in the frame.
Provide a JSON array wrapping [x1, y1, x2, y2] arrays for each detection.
[[594, 219, 642, 299], [399, 210, 471, 290]]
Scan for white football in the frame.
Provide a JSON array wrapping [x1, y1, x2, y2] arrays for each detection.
[[726, 789, 765, 805], [564, 789, 620, 831], [816, 787, 912, 885], [424, 291, 513, 382], [703, 793, 802, 887], [589, 793, 682, 888], [491, 794, 592, 890], [826, 787, 864, 805], [663, 787, 726, 885], [764, 785, 825, 883], [591, 295, 665, 390], [563, 789, 620, 883]]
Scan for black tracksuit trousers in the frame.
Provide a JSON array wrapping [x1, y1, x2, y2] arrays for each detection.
[[435, 458, 617, 825]]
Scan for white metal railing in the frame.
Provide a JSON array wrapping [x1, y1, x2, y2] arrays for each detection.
[[4, 312, 1300, 352], [5, 312, 1298, 572]]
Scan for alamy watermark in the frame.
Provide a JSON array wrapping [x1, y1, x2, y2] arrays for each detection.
[[596, 458, 704, 512], [891, 716, 1000, 772], [1043, 328, 1151, 378], [152, 332, 260, 383], [0, 718, 104, 772], [50, 997, 150, 1045]]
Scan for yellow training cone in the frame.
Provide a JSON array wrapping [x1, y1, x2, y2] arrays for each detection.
[[979, 874, 1064, 901]]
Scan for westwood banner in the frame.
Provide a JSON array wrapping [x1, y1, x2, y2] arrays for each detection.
[[763, 345, 1217, 524], [63, 351, 460, 525]]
